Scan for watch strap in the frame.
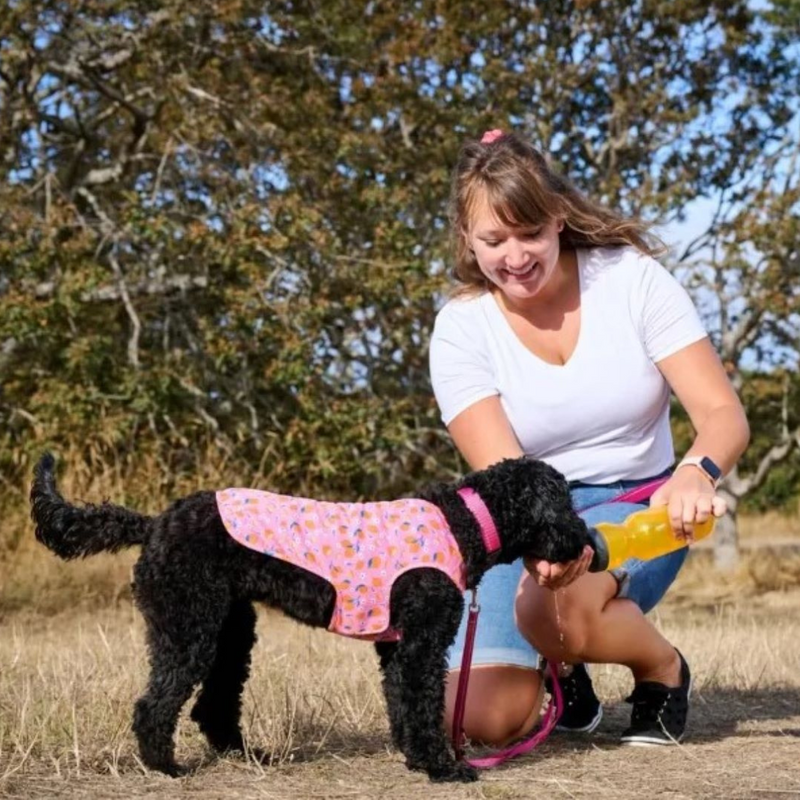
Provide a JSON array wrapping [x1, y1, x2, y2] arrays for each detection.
[[676, 456, 722, 488]]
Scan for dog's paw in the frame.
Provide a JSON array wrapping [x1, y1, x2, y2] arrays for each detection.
[[427, 760, 479, 783], [156, 761, 190, 778]]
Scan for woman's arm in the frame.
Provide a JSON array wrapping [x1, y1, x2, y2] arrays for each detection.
[[447, 395, 593, 588], [446, 395, 525, 470], [651, 337, 750, 536]]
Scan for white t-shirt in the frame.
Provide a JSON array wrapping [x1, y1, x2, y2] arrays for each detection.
[[429, 246, 708, 484]]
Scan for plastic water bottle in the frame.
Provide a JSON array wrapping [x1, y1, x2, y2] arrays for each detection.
[[587, 505, 716, 572]]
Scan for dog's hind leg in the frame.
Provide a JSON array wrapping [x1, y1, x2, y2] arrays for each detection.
[[385, 571, 477, 783], [375, 641, 405, 749], [133, 635, 222, 775], [190, 599, 257, 758], [132, 569, 230, 776]]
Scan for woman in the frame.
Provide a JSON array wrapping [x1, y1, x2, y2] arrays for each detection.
[[429, 130, 749, 747]]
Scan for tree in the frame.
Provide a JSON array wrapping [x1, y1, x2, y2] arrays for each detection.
[[671, 3, 800, 567], [1, 1, 797, 543]]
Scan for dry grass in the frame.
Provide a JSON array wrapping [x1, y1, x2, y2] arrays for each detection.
[[2, 582, 800, 800]]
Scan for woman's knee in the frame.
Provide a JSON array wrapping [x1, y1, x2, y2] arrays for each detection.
[[444, 666, 545, 746], [515, 573, 617, 661]]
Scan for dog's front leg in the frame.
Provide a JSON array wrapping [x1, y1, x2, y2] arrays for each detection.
[[387, 572, 477, 783]]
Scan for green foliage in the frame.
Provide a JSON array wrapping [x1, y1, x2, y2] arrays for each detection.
[[737, 370, 800, 512], [0, 0, 797, 532]]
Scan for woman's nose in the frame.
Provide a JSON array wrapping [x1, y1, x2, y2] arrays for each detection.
[[505, 238, 528, 268]]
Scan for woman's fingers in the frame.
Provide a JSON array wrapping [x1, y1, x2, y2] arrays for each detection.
[[667, 495, 691, 540], [654, 470, 728, 537], [694, 494, 713, 523], [526, 546, 593, 590], [711, 495, 728, 517]]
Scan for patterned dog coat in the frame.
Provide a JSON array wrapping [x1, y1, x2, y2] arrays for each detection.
[[216, 489, 467, 641]]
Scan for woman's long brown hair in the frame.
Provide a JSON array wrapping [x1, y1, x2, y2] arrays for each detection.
[[448, 132, 666, 296]]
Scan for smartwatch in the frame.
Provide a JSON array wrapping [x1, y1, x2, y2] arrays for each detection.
[[676, 456, 722, 488]]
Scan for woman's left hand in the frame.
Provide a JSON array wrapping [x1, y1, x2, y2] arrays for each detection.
[[523, 545, 594, 590], [649, 467, 728, 541]]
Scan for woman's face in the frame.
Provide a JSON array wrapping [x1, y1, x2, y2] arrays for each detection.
[[467, 192, 564, 303]]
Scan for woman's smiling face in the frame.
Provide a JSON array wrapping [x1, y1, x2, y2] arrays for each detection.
[[467, 190, 564, 302]]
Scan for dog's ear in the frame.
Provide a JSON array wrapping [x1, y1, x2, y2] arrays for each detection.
[[465, 457, 588, 564]]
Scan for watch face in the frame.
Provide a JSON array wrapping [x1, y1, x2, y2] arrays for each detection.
[[699, 456, 722, 480]]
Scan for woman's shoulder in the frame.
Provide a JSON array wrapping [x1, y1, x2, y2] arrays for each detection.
[[434, 291, 492, 327], [579, 245, 664, 289], [580, 244, 659, 271]]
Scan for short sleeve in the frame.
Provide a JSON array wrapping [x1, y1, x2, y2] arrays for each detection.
[[636, 256, 708, 363], [428, 299, 498, 425]]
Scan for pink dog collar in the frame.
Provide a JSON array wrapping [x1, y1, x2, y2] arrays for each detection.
[[456, 487, 501, 553]]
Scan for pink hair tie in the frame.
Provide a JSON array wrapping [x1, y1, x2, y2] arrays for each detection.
[[480, 129, 504, 144]]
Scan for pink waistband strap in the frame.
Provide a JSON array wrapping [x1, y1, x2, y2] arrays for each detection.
[[608, 477, 669, 506], [457, 487, 501, 554], [575, 476, 670, 514]]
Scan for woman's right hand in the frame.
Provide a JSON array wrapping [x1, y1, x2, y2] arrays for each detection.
[[523, 545, 594, 590]]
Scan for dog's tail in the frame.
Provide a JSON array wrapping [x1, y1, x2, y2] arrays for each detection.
[[31, 453, 154, 560]]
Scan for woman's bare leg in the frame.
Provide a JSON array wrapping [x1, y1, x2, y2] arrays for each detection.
[[444, 665, 546, 745], [515, 571, 681, 686]]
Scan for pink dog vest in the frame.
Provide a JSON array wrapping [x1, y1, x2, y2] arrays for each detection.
[[216, 489, 466, 640]]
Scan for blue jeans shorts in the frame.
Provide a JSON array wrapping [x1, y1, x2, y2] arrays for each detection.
[[446, 474, 686, 671]]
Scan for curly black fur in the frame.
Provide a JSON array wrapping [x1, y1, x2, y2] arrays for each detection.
[[30, 453, 590, 783]]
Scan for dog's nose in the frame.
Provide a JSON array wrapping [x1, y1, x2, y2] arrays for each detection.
[[586, 528, 608, 572]]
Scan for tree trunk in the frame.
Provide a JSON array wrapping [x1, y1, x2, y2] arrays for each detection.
[[713, 490, 739, 572]]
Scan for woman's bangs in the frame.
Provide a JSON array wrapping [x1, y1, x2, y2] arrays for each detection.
[[484, 180, 551, 229]]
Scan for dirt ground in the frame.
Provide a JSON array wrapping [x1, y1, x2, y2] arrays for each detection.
[[2, 569, 800, 799]]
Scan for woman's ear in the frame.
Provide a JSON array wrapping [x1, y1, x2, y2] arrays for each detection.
[[556, 219, 565, 233]]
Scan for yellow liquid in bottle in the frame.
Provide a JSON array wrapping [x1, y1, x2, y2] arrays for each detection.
[[594, 506, 716, 571]]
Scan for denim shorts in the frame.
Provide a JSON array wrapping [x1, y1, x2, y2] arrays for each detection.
[[446, 473, 686, 671]]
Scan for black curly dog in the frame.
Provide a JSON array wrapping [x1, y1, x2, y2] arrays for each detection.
[[30, 453, 591, 782]]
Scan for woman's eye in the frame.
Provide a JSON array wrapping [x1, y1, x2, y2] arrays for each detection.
[[522, 229, 542, 239], [481, 239, 501, 247]]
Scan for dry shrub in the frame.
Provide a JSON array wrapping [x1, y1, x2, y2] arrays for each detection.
[[1, 443, 249, 615], [667, 546, 800, 606], [738, 509, 800, 541], [746, 549, 800, 592], [5, 446, 800, 615]]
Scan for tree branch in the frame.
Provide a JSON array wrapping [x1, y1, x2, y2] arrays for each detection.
[[108, 251, 141, 369], [724, 431, 798, 496], [33, 274, 209, 301], [725, 379, 799, 496]]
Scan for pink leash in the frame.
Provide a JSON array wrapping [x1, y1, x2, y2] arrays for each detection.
[[451, 476, 669, 768]]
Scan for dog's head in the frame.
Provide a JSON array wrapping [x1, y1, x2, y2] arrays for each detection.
[[460, 457, 591, 565]]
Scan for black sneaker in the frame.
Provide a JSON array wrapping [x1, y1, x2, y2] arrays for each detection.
[[549, 663, 603, 733], [621, 650, 692, 746]]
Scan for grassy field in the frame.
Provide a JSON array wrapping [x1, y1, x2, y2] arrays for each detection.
[[2, 548, 800, 800]]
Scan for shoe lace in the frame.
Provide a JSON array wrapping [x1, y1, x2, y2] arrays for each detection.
[[558, 667, 589, 707], [625, 682, 673, 725]]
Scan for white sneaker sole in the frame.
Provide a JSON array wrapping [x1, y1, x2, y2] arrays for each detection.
[[620, 733, 684, 747]]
